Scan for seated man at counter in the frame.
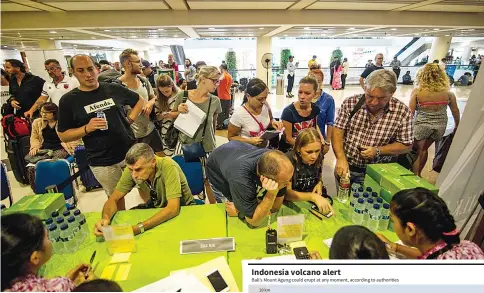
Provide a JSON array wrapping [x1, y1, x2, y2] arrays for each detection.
[[94, 143, 194, 236], [206, 140, 294, 228]]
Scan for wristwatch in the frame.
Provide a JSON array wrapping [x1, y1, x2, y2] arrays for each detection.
[[375, 147, 381, 157], [137, 222, 145, 234]]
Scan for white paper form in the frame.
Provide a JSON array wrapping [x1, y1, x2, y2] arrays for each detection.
[[134, 271, 210, 292], [174, 100, 207, 138]]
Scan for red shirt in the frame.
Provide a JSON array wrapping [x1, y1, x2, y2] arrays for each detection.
[[166, 62, 179, 83], [217, 71, 233, 101]]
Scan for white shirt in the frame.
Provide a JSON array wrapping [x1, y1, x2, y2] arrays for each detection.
[[342, 61, 349, 74], [287, 61, 296, 76], [230, 104, 271, 138], [41, 75, 79, 105]]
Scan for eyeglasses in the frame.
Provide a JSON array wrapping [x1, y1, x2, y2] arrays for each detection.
[[210, 78, 221, 85]]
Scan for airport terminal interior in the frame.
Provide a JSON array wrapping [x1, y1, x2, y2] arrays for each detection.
[[1, 0, 483, 291]]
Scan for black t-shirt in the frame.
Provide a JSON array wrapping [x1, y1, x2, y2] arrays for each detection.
[[57, 82, 139, 166], [285, 151, 321, 192], [206, 141, 286, 219], [42, 124, 62, 150], [281, 103, 320, 138], [360, 65, 384, 79], [9, 73, 45, 117]]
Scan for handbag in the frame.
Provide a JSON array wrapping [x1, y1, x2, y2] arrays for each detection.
[[182, 95, 212, 162], [24, 149, 54, 164], [164, 91, 189, 149]]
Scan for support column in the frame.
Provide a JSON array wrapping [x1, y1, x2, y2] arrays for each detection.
[[38, 39, 62, 50], [428, 36, 452, 63], [461, 46, 472, 64], [25, 39, 66, 80], [256, 36, 272, 88]]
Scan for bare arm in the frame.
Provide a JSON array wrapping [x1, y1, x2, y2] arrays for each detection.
[[27, 95, 48, 114], [132, 198, 180, 235], [245, 192, 277, 227], [282, 120, 295, 146], [100, 189, 126, 222], [409, 89, 417, 117], [326, 125, 334, 144], [128, 95, 144, 121], [378, 142, 411, 156], [332, 127, 346, 161], [227, 123, 256, 144], [448, 92, 460, 129], [359, 77, 365, 89]]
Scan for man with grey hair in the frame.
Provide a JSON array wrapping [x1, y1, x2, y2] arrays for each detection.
[[360, 53, 385, 89], [332, 69, 413, 186], [93, 143, 194, 236]]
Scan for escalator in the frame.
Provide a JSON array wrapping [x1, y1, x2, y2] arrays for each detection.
[[395, 37, 420, 58]]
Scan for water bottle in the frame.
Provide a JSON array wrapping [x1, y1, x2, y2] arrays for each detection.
[[358, 186, 364, 193], [350, 193, 360, 209], [362, 198, 374, 226], [51, 211, 59, 218], [67, 216, 79, 237], [366, 187, 373, 193], [97, 111, 108, 130], [74, 209, 88, 239], [379, 203, 390, 231], [376, 197, 384, 205], [362, 192, 369, 199], [372, 192, 379, 199], [352, 198, 365, 225], [63, 210, 70, 218], [337, 174, 350, 203], [45, 218, 53, 230], [48, 224, 64, 254], [351, 183, 361, 193], [60, 223, 76, 254], [368, 204, 381, 232], [56, 217, 65, 226]]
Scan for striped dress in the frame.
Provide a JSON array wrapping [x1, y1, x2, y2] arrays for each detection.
[[157, 95, 177, 157]]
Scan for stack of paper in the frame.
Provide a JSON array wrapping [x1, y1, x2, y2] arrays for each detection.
[[174, 100, 207, 138], [134, 271, 210, 292]]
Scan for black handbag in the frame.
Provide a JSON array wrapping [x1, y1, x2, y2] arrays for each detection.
[[163, 91, 189, 149], [182, 95, 212, 162]]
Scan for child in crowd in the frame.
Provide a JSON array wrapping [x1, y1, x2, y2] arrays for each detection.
[[377, 188, 484, 259], [72, 279, 122, 292], [330, 225, 389, 259], [1, 213, 95, 292]]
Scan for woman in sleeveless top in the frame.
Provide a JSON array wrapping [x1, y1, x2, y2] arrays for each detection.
[[409, 64, 460, 176]]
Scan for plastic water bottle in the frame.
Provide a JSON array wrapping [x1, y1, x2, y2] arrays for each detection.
[[379, 203, 390, 231], [351, 183, 361, 193], [352, 198, 365, 225], [74, 210, 88, 239], [48, 224, 64, 254], [362, 192, 370, 199], [337, 174, 350, 203], [56, 217, 65, 226], [358, 186, 364, 193], [376, 197, 384, 205], [368, 204, 381, 232], [366, 187, 373, 193], [372, 192, 379, 199], [63, 210, 70, 218], [362, 198, 374, 226], [45, 218, 53, 230], [67, 216, 79, 237], [60, 223, 76, 254], [97, 111, 108, 130], [350, 193, 360, 209]]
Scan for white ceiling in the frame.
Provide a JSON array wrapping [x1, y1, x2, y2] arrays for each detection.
[[1, 0, 484, 50]]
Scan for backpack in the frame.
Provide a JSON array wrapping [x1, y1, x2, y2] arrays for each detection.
[[1, 114, 30, 140]]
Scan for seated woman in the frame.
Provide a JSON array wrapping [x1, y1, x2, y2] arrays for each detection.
[[280, 76, 321, 152], [1, 213, 94, 292], [26, 102, 79, 191], [330, 225, 389, 259], [285, 128, 333, 216], [228, 78, 283, 147], [377, 188, 484, 260], [155, 75, 180, 157]]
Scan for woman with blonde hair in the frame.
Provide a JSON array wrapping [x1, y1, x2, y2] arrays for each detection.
[[172, 65, 222, 156], [285, 128, 334, 216], [409, 63, 460, 176], [155, 74, 179, 156]]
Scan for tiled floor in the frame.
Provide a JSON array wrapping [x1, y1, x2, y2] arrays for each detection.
[[1, 84, 472, 212]]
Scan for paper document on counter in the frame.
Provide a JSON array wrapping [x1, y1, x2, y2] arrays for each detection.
[[174, 100, 206, 138], [134, 271, 210, 292]]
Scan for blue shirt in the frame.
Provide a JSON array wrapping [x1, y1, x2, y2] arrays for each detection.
[[315, 92, 335, 139]]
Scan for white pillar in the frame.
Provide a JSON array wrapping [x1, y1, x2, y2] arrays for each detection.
[[38, 39, 62, 50], [256, 36, 272, 88], [24, 39, 67, 80], [429, 36, 452, 63], [461, 46, 472, 64]]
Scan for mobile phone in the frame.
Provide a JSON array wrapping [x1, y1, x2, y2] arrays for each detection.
[[293, 246, 310, 259], [206, 269, 230, 292], [311, 205, 333, 218]]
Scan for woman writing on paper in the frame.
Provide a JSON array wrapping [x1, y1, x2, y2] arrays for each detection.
[[228, 78, 283, 147], [1, 213, 95, 292], [285, 128, 334, 216], [172, 66, 222, 156], [377, 188, 484, 260]]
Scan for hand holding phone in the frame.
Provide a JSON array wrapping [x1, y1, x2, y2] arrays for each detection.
[[207, 270, 229, 292]]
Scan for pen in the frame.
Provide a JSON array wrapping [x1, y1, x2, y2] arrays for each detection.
[[85, 250, 97, 278], [309, 209, 323, 220]]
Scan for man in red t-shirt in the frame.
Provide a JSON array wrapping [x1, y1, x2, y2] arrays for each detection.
[[216, 63, 233, 129], [165, 54, 179, 83]]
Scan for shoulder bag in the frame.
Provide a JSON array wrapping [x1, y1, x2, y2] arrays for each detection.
[[164, 91, 188, 149], [181, 95, 213, 162]]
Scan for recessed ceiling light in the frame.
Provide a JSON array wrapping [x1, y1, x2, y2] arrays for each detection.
[[467, 29, 475, 31], [284, 34, 288, 37], [304, 27, 310, 30], [391, 28, 397, 31], [259, 27, 264, 30], [91, 37, 96, 39], [348, 28, 355, 30], [130, 36, 137, 38], [157, 28, 165, 31], [433, 28, 440, 31], [49, 37, 54, 40], [74, 45, 77, 47], [49, 31, 57, 34], [208, 28, 215, 30], [2, 45, 7, 48], [104, 29, 111, 32], [445, 34, 450, 36], [174, 35, 178, 37]]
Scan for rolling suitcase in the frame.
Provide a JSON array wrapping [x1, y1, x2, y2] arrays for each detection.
[[5, 136, 30, 185], [74, 146, 102, 191]]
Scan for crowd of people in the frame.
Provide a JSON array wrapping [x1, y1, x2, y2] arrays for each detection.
[[1, 50, 483, 292]]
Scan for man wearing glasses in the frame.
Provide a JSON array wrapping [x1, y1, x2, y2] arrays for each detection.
[[24, 59, 79, 119], [93, 143, 194, 236], [118, 49, 163, 156], [332, 70, 413, 187], [359, 53, 385, 90]]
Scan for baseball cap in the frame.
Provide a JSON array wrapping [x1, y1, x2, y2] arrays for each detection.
[[289, 55, 294, 58], [141, 60, 151, 68]]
